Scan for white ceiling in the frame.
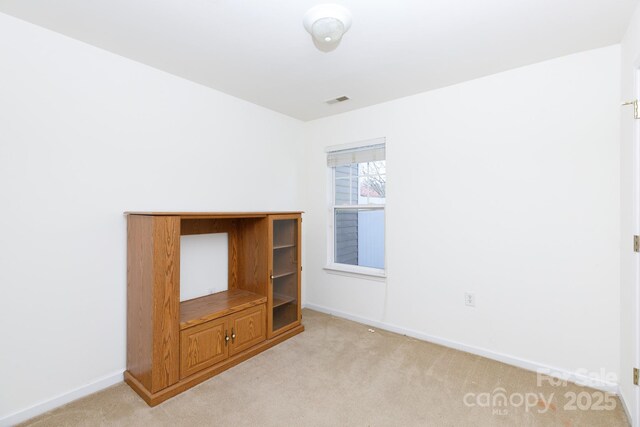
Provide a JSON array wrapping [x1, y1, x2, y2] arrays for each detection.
[[0, 0, 636, 121]]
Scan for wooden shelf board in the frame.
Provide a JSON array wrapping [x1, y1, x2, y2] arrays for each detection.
[[272, 271, 296, 279], [272, 293, 296, 308], [273, 243, 296, 250], [273, 315, 298, 332], [180, 289, 266, 330], [125, 211, 302, 217]]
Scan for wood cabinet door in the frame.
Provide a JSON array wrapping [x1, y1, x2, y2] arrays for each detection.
[[180, 318, 228, 379], [229, 304, 266, 356]]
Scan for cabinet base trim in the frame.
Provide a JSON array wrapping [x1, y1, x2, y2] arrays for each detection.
[[125, 323, 304, 406]]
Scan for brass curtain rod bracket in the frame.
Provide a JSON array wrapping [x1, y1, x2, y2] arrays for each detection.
[[622, 99, 640, 119]]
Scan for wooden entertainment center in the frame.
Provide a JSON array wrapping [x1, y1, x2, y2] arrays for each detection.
[[124, 212, 303, 405]]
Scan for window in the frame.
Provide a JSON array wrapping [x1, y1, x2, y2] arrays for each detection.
[[326, 139, 385, 277]]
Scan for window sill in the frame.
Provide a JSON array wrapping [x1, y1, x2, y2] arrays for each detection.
[[323, 263, 387, 281]]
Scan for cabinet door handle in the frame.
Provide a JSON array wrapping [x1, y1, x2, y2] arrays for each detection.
[[225, 331, 229, 346], [270, 271, 274, 282], [231, 328, 236, 342]]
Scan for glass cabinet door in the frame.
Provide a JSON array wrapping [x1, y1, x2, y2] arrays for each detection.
[[270, 217, 300, 335]]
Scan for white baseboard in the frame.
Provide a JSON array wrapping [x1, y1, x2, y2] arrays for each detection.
[[619, 391, 634, 427], [1, 305, 625, 426], [303, 303, 620, 395], [0, 370, 124, 427]]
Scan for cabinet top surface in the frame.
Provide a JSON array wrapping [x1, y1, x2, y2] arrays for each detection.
[[125, 211, 302, 217]]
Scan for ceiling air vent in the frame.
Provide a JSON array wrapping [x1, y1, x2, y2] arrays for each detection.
[[326, 96, 350, 105]]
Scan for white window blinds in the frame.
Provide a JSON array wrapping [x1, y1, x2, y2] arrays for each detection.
[[326, 142, 385, 167]]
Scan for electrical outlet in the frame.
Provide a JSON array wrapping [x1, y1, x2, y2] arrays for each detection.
[[465, 292, 475, 307]]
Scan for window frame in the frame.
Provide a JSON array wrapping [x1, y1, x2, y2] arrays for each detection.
[[325, 138, 387, 279]]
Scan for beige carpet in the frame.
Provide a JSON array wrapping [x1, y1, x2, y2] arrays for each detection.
[[21, 309, 628, 426]]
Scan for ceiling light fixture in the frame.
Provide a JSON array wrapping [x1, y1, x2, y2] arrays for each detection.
[[303, 4, 352, 51]]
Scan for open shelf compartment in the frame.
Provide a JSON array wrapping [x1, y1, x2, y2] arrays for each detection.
[[180, 289, 266, 330]]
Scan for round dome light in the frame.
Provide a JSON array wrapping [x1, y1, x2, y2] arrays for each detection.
[[303, 4, 352, 48]]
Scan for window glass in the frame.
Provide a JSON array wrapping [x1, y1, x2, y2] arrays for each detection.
[[334, 208, 384, 269], [328, 141, 386, 272], [332, 158, 385, 270]]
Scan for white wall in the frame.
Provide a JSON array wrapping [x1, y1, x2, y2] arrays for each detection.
[[0, 10, 625, 424], [0, 13, 304, 422], [620, 4, 640, 424], [303, 46, 621, 386], [180, 233, 229, 301]]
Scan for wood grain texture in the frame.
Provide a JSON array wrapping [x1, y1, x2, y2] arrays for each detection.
[[180, 289, 266, 330], [180, 218, 237, 235], [227, 225, 239, 291], [151, 216, 180, 392], [126, 211, 303, 405], [237, 218, 268, 296], [267, 216, 274, 339], [124, 323, 305, 406], [229, 304, 266, 356], [126, 212, 302, 217], [127, 215, 154, 390], [180, 317, 228, 379]]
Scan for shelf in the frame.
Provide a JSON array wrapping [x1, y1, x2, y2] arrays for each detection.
[[273, 293, 296, 308], [273, 243, 296, 250], [273, 219, 297, 249], [180, 289, 266, 330], [125, 211, 301, 217], [273, 303, 297, 331], [272, 271, 296, 279]]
